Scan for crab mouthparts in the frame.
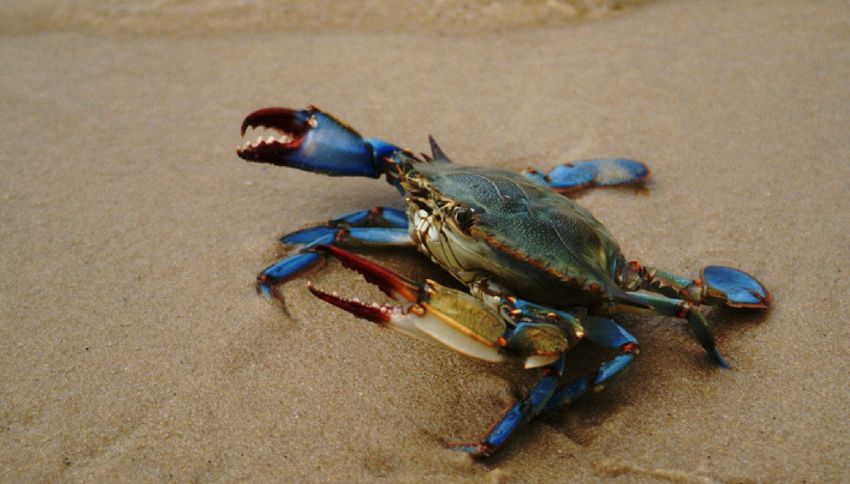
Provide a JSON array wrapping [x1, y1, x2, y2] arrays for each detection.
[[236, 107, 308, 162]]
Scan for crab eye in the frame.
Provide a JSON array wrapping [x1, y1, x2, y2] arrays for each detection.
[[452, 206, 475, 233]]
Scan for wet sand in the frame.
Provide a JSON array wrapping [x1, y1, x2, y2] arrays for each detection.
[[1, 0, 848, 481]]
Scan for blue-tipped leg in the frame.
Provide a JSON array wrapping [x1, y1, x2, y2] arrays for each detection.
[[330, 207, 408, 228], [282, 226, 411, 247], [282, 207, 409, 245], [256, 206, 413, 304], [625, 262, 770, 310], [259, 227, 412, 299], [620, 291, 730, 368], [280, 227, 338, 246], [702, 265, 771, 308], [539, 351, 638, 414], [524, 159, 649, 193], [616, 260, 770, 366], [450, 311, 639, 458], [449, 358, 565, 457], [583, 316, 639, 386], [258, 252, 325, 300], [542, 316, 639, 412], [545, 162, 597, 189]]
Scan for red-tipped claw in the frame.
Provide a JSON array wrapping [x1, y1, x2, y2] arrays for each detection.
[[240, 107, 311, 138], [306, 245, 508, 363], [237, 106, 386, 177], [305, 244, 420, 325], [312, 244, 420, 303], [307, 282, 397, 324]]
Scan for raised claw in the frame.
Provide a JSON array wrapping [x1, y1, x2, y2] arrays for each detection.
[[308, 245, 508, 362], [701, 265, 771, 308], [237, 106, 399, 178]]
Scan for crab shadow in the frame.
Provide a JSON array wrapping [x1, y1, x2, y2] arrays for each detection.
[[704, 304, 771, 339]]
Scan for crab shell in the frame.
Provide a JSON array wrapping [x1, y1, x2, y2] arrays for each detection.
[[397, 153, 640, 309]]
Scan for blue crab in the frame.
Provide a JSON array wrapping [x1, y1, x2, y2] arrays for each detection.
[[236, 106, 770, 457]]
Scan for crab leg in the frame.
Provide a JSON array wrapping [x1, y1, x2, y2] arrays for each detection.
[[620, 261, 771, 309], [449, 357, 566, 457], [256, 207, 413, 302], [612, 261, 770, 367], [481, 290, 640, 379], [452, 315, 639, 457], [612, 290, 731, 368], [543, 316, 640, 410], [280, 207, 408, 245], [492, 297, 585, 368], [522, 158, 649, 193]]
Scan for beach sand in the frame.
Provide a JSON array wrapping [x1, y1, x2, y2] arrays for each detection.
[[1, 0, 848, 481]]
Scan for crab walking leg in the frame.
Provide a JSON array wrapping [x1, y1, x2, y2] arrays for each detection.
[[541, 316, 639, 412], [456, 284, 625, 456], [494, 297, 585, 366], [487, 295, 637, 381], [521, 159, 649, 193], [257, 207, 412, 300], [449, 358, 566, 458], [452, 315, 639, 457], [257, 227, 412, 300], [615, 291, 731, 368], [280, 206, 408, 245], [333, 206, 408, 228]]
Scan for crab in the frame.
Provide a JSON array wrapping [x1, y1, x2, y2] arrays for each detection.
[[236, 106, 770, 457]]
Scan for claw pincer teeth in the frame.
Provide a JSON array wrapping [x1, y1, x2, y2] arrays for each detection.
[[237, 107, 310, 160], [238, 105, 396, 178], [304, 244, 420, 324], [306, 281, 400, 324]]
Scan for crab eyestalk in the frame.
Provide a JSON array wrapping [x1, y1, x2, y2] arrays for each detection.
[[237, 106, 401, 181]]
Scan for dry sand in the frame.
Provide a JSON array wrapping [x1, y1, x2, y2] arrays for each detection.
[[1, 0, 848, 481]]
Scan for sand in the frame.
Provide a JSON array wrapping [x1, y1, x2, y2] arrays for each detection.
[[1, 0, 848, 481]]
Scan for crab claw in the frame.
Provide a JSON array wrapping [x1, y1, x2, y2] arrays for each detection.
[[701, 266, 771, 308], [238, 106, 399, 178], [307, 245, 508, 363]]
